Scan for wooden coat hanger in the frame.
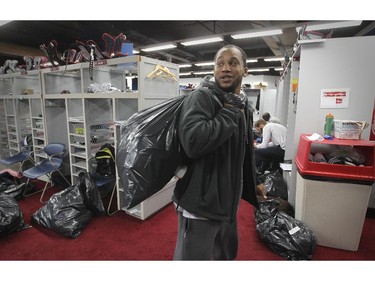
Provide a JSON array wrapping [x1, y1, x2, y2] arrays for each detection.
[[147, 64, 177, 81]]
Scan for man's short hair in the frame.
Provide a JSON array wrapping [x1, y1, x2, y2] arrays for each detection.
[[262, 112, 271, 122], [214, 44, 247, 66], [255, 119, 267, 128]]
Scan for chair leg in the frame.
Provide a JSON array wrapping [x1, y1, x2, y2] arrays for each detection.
[[55, 169, 71, 187], [38, 169, 70, 203], [39, 180, 51, 203], [106, 184, 119, 216], [22, 177, 53, 203]]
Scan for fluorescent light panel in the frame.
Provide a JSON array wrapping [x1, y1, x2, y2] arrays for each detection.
[[194, 62, 215, 66], [181, 36, 223, 46], [248, 68, 270, 72], [296, 21, 362, 32], [231, 29, 283, 39], [141, 44, 176, 52], [193, 71, 214, 75], [264, 57, 285, 62], [179, 72, 192, 76], [246, 59, 258, 63], [179, 64, 192, 68]]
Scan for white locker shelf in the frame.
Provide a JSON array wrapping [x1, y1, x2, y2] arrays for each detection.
[[1, 55, 179, 219]]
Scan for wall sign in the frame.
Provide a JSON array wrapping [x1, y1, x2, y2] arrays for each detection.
[[320, 88, 350, 108]]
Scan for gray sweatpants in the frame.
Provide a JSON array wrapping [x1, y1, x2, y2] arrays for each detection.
[[173, 211, 238, 260]]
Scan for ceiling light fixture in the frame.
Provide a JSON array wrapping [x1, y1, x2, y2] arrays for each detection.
[[248, 68, 270, 72], [193, 71, 214, 75], [179, 72, 193, 76], [179, 64, 192, 68], [133, 49, 140, 54], [141, 44, 177, 52], [246, 59, 258, 63], [181, 36, 223, 46], [194, 62, 215, 67], [264, 57, 285, 62], [296, 21, 362, 33], [231, 29, 283, 39]]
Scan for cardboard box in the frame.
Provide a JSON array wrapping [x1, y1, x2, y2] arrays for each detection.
[[333, 120, 368, 140]]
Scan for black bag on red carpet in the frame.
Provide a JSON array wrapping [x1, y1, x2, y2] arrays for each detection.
[[255, 199, 316, 260], [31, 183, 93, 239], [0, 193, 29, 237]]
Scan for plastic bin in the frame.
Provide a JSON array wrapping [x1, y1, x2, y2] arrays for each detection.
[[295, 134, 375, 251]]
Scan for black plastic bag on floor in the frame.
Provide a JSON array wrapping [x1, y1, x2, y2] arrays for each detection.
[[116, 95, 188, 209], [0, 172, 22, 199], [263, 170, 288, 200], [77, 172, 106, 215], [0, 171, 18, 190], [255, 199, 316, 260], [0, 193, 30, 238], [31, 182, 93, 239], [256, 195, 294, 217]]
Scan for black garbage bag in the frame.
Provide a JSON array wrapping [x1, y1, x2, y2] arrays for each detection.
[[0, 171, 19, 190], [31, 182, 93, 239], [116, 95, 188, 209], [0, 172, 21, 198], [0, 193, 30, 237], [78, 172, 106, 215], [256, 195, 294, 217], [255, 199, 316, 260], [263, 170, 288, 200]]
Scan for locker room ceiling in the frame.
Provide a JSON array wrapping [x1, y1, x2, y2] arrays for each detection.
[[1, 20, 374, 77]]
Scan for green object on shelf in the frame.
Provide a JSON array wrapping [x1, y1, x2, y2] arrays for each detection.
[[324, 113, 334, 136]]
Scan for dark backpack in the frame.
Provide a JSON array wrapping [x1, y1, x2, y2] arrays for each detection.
[[95, 144, 115, 177]]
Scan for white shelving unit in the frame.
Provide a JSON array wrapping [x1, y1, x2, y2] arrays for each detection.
[[0, 70, 43, 163], [0, 99, 8, 159], [3, 96, 32, 156], [27, 95, 45, 163], [39, 55, 179, 219], [0, 75, 13, 161], [1, 55, 179, 219]]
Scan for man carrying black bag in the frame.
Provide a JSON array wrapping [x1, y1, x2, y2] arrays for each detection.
[[172, 45, 259, 260]]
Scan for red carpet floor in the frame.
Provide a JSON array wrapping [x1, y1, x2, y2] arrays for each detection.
[[1, 186, 375, 280], [1, 186, 374, 261]]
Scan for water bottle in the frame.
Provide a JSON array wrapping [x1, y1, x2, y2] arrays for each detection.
[[324, 113, 334, 136]]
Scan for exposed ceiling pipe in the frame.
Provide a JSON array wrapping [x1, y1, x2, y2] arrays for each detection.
[[355, 21, 375, 36]]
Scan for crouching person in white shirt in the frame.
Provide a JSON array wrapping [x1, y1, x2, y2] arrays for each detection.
[[254, 118, 287, 174]]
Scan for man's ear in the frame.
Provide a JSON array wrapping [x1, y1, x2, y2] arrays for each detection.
[[243, 67, 248, 77]]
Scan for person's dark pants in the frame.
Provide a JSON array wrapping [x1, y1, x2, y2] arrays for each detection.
[[254, 145, 285, 173], [173, 211, 238, 260]]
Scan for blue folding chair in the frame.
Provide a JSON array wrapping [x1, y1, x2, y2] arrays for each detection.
[[22, 142, 70, 203], [0, 137, 34, 173], [88, 157, 118, 215]]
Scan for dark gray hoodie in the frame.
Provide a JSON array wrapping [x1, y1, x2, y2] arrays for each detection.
[[172, 76, 258, 222]]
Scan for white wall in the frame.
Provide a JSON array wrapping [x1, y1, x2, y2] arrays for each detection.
[[289, 36, 375, 208], [258, 88, 277, 117], [284, 60, 299, 161]]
